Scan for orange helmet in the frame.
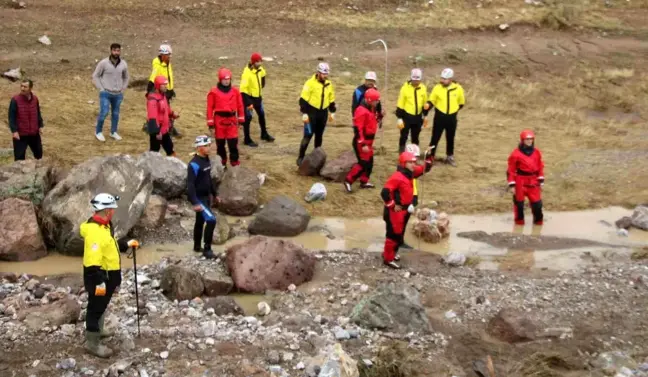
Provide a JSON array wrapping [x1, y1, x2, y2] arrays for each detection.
[[399, 151, 417, 167], [154, 75, 168, 90], [364, 88, 381, 103], [520, 129, 535, 141]]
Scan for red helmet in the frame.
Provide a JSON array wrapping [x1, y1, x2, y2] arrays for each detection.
[[218, 68, 232, 81], [250, 53, 262, 63], [399, 151, 417, 167], [154, 75, 168, 90], [520, 129, 535, 141], [364, 88, 380, 103]]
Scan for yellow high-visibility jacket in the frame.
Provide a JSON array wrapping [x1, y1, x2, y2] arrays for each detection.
[[397, 81, 428, 116], [148, 57, 174, 90], [240, 65, 266, 98], [81, 219, 123, 271], [428, 82, 465, 115], [300, 74, 336, 112]]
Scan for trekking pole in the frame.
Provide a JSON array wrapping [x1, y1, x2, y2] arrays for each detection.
[[127, 245, 141, 337], [369, 39, 388, 153]]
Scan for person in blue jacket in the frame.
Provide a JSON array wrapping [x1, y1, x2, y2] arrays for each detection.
[[187, 135, 218, 259], [351, 71, 384, 123]]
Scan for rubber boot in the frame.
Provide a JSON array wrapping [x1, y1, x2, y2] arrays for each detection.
[[85, 331, 113, 358], [98, 313, 113, 338]]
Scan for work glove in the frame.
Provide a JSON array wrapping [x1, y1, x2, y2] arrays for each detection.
[[247, 104, 254, 111], [538, 178, 545, 187], [407, 204, 416, 214], [328, 113, 335, 122], [397, 118, 404, 130], [302, 113, 309, 124], [423, 116, 429, 128], [127, 239, 140, 249], [95, 282, 106, 297]]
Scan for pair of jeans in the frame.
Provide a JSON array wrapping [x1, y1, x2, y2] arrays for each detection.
[[95, 91, 123, 134]]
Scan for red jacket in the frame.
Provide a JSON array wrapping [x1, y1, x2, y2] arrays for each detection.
[[206, 84, 245, 127], [381, 162, 432, 208], [507, 145, 545, 186], [9, 94, 42, 136], [146, 92, 174, 135], [353, 104, 378, 147]]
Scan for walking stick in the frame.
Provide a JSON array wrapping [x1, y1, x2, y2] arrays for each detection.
[[127, 245, 141, 337], [369, 39, 388, 154]]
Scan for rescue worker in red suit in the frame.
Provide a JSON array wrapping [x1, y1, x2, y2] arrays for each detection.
[[206, 68, 245, 167], [507, 129, 545, 225], [146, 75, 178, 156], [381, 150, 434, 269], [344, 88, 381, 192]]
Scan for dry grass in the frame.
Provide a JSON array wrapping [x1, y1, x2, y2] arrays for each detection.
[[1, 0, 648, 217]]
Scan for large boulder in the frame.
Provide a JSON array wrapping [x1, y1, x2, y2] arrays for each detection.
[[161, 266, 205, 301], [248, 195, 310, 237], [212, 212, 234, 245], [202, 271, 234, 296], [225, 236, 316, 293], [0, 198, 47, 261], [631, 205, 648, 230], [0, 159, 62, 205], [298, 147, 327, 176], [41, 155, 152, 255], [19, 297, 81, 331], [218, 166, 261, 216], [350, 282, 430, 334], [487, 308, 538, 343], [210, 157, 226, 187], [136, 195, 167, 229], [136, 152, 187, 199], [203, 296, 243, 316], [320, 150, 356, 182]]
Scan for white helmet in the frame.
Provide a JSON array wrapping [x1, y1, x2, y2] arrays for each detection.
[[364, 71, 377, 81], [441, 68, 454, 79], [317, 62, 330, 74], [405, 144, 421, 157], [91, 193, 119, 211], [410, 68, 423, 81], [159, 44, 172, 55], [193, 135, 211, 147]]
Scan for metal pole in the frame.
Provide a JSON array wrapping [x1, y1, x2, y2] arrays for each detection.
[[128, 246, 141, 337], [369, 39, 388, 152]]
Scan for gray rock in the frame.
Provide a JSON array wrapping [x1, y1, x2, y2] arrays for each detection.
[[350, 282, 430, 333], [487, 308, 537, 343], [615, 216, 633, 230], [212, 212, 234, 246], [136, 152, 187, 199], [202, 271, 234, 296], [298, 148, 327, 176], [160, 266, 205, 301], [218, 166, 261, 216], [21, 298, 81, 330], [267, 350, 281, 364], [56, 358, 76, 370], [0, 198, 47, 262], [320, 150, 356, 182], [631, 205, 648, 230], [334, 328, 351, 340], [248, 195, 311, 237], [0, 159, 62, 205], [203, 296, 243, 316], [137, 195, 167, 229]]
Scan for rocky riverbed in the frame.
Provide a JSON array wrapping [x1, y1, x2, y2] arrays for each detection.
[[1, 241, 647, 377]]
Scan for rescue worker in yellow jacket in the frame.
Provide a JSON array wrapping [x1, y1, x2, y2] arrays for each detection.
[[240, 52, 275, 147], [426, 68, 465, 167], [145, 44, 182, 137], [81, 193, 139, 358], [297, 62, 337, 166], [395, 68, 429, 153]]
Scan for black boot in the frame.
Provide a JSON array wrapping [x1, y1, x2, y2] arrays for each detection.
[[244, 139, 258, 147], [261, 132, 275, 142], [203, 249, 217, 259]]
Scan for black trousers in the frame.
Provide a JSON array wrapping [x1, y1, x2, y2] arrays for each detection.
[[84, 270, 121, 333], [13, 134, 43, 161], [149, 133, 174, 156], [243, 97, 267, 141], [399, 116, 422, 152], [429, 110, 458, 157], [216, 138, 239, 166], [193, 196, 216, 251], [299, 110, 328, 159]]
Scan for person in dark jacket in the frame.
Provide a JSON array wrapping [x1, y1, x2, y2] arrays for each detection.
[[187, 135, 219, 259], [351, 71, 384, 122], [8, 79, 44, 161]]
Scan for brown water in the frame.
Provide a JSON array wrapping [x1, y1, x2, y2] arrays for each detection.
[[1, 206, 646, 277]]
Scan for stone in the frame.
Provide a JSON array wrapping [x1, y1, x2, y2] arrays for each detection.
[[212, 212, 234, 245], [267, 350, 281, 364], [615, 216, 633, 230], [0, 159, 62, 205], [202, 271, 234, 296], [248, 196, 311, 237], [203, 296, 243, 316], [412, 208, 450, 243], [298, 148, 326, 176], [218, 166, 261, 216], [487, 308, 538, 343], [319, 150, 356, 182], [0, 198, 47, 261], [225, 236, 316, 293], [444, 252, 466, 267], [21, 298, 81, 331], [160, 266, 205, 301], [257, 301, 271, 316], [631, 205, 648, 230], [136, 152, 187, 199], [41, 155, 152, 256], [350, 282, 430, 334], [305, 343, 359, 377], [210, 157, 226, 186], [57, 358, 76, 370], [160, 351, 169, 359], [137, 195, 167, 229]]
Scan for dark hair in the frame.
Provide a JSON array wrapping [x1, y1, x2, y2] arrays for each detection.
[[21, 79, 33, 88], [110, 43, 121, 50]]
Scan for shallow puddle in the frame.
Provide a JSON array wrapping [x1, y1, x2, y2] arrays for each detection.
[[1, 206, 646, 277]]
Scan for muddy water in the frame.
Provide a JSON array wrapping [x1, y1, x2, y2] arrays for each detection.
[[1, 207, 647, 278]]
